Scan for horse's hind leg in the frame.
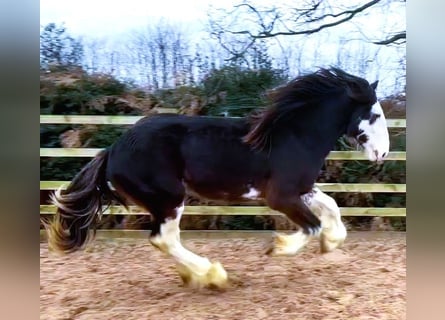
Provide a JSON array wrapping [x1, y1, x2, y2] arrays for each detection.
[[150, 201, 228, 289], [113, 176, 228, 289], [302, 187, 347, 253]]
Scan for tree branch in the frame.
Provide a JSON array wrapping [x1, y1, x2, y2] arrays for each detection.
[[228, 0, 381, 38], [305, 0, 379, 23], [373, 31, 406, 45]]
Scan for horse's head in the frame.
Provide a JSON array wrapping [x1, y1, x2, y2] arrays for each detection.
[[346, 80, 390, 162]]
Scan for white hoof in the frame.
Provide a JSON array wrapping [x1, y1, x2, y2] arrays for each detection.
[[320, 227, 347, 253], [320, 235, 344, 253], [177, 261, 228, 289], [266, 232, 309, 256]]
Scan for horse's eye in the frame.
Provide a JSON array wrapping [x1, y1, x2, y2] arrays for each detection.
[[357, 133, 368, 144], [355, 129, 369, 144], [369, 113, 381, 125]]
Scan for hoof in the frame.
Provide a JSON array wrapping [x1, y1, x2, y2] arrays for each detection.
[[177, 261, 228, 290], [266, 232, 307, 256], [320, 233, 345, 253]]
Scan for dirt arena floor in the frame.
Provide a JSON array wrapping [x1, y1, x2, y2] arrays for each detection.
[[40, 232, 406, 320]]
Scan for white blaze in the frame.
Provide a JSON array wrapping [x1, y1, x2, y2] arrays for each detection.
[[358, 101, 390, 162]]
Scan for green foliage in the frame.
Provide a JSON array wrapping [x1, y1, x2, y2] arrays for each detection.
[[40, 125, 71, 147], [79, 74, 127, 97], [201, 65, 287, 117], [50, 84, 91, 114], [153, 85, 205, 109], [41, 72, 129, 115], [87, 126, 128, 148], [40, 158, 91, 181]]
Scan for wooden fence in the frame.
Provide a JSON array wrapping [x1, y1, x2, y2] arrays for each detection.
[[40, 112, 406, 238]]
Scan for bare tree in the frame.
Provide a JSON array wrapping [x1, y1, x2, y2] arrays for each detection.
[[126, 21, 195, 90], [169, 28, 190, 86], [82, 38, 105, 73], [153, 25, 169, 88]]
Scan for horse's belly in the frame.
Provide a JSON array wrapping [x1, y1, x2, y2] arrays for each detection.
[[182, 177, 264, 202]]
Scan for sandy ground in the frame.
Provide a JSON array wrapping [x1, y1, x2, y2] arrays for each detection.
[[40, 232, 406, 320]]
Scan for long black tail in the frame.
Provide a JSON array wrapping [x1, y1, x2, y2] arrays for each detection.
[[44, 149, 126, 253]]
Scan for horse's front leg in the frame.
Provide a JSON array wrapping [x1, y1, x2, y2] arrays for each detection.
[[265, 188, 322, 256], [266, 187, 347, 256], [302, 187, 347, 253]]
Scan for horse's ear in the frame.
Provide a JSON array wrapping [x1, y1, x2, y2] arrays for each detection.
[[370, 80, 379, 90], [346, 82, 362, 101]]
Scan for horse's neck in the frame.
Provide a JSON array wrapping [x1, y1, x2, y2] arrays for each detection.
[[289, 106, 349, 157]]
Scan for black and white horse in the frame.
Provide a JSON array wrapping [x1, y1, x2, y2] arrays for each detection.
[[46, 67, 390, 289]]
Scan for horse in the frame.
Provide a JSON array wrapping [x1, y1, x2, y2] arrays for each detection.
[[45, 67, 390, 289]]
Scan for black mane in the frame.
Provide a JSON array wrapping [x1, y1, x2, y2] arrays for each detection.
[[243, 67, 376, 150]]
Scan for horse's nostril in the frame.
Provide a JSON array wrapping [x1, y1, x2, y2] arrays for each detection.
[[382, 152, 387, 158]]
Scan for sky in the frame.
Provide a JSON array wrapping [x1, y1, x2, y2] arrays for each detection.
[[40, 0, 404, 38], [40, 0, 239, 37]]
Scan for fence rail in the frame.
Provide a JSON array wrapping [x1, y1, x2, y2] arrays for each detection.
[[40, 115, 406, 127], [40, 205, 406, 217], [40, 181, 406, 193], [40, 148, 406, 160]]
